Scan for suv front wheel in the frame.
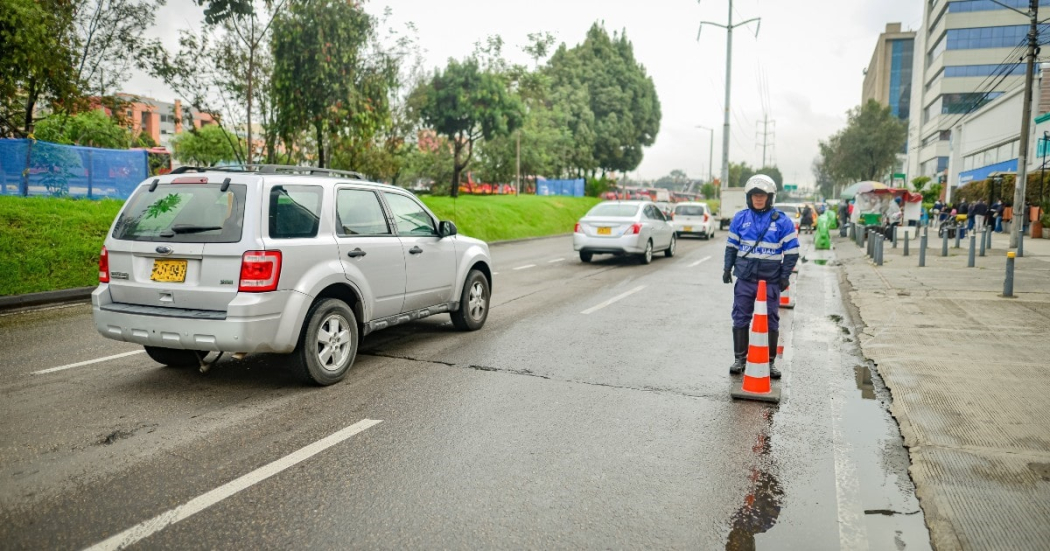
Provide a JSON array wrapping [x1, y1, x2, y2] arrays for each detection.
[[451, 269, 489, 331], [294, 298, 359, 386]]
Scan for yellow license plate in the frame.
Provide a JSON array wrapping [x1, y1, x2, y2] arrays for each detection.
[[151, 259, 188, 283], [597, 227, 611, 235], [684, 226, 693, 231]]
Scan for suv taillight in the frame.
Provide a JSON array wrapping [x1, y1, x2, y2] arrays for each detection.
[[704, 213, 709, 222], [627, 223, 642, 235], [239, 250, 282, 292], [99, 246, 110, 283]]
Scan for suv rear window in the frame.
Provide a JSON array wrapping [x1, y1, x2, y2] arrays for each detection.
[[112, 184, 246, 242], [270, 185, 322, 238], [674, 205, 707, 216]]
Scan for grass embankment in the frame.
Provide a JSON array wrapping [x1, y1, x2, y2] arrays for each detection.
[[421, 194, 601, 242], [0, 196, 123, 296], [0, 194, 601, 296]]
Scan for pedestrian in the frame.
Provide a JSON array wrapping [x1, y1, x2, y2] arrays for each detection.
[[838, 201, 850, 237], [1003, 202, 1013, 233], [723, 175, 800, 379], [991, 199, 1003, 232], [800, 203, 815, 234], [972, 198, 988, 233]]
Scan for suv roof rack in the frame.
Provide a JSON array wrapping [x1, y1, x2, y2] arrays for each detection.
[[169, 165, 251, 174], [252, 164, 368, 181]]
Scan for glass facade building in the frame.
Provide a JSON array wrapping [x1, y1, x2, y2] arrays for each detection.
[[889, 39, 913, 120]]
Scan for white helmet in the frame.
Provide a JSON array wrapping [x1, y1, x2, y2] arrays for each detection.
[[744, 174, 777, 211]]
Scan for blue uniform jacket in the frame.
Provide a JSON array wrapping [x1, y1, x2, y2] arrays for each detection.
[[723, 208, 800, 282]]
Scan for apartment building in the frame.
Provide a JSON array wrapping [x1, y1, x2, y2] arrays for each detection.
[[107, 94, 218, 149], [907, 0, 1050, 184]]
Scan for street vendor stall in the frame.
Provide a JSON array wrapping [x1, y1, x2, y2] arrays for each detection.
[[847, 184, 923, 226]]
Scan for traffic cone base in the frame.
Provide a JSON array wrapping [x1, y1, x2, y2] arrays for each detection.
[[731, 280, 781, 403], [777, 332, 784, 359], [779, 281, 795, 309]]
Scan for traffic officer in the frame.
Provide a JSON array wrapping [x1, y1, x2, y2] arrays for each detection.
[[723, 175, 800, 378]]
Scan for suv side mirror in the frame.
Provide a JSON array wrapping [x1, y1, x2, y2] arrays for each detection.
[[439, 220, 458, 237]]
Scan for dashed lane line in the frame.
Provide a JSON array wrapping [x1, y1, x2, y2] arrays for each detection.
[[84, 419, 383, 551], [688, 255, 712, 267], [513, 264, 536, 270], [580, 285, 647, 315], [548, 258, 565, 263], [32, 350, 145, 375]]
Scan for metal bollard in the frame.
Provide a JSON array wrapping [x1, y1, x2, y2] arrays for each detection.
[[979, 227, 987, 257], [892, 227, 898, 248], [904, 231, 910, 256], [876, 234, 884, 266], [1003, 251, 1015, 297], [867, 230, 874, 257], [1018, 231, 1024, 258], [968, 233, 976, 267], [942, 230, 949, 257], [954, 227, 962, 249], [919, 231, 927, 267], [986, 226, 993, 250]]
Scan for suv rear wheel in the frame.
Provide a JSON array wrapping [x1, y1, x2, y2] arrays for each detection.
[[451, 269, 489, 331], [294, 298, 358, 386], [144, 346, 199, 367]]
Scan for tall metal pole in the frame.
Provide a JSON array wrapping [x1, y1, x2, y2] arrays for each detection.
[[698, 1, 759, 192], [696, 125, 715, 195], [1010, 0, 1039, 249]]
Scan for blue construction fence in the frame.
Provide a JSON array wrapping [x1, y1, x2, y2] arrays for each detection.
[[536, 178, 585, 197], [0, 139, 148, 199]]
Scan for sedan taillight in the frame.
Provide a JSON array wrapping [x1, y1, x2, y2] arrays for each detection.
[[627, 223, 642, 235], [239, 250, 282, 292], [574, 222, 582, 233], [98, 246, 110, 283]]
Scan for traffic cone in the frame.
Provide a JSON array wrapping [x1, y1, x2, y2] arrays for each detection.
[[777, 331, 784, 359], [779, 278, 795, 309], [731, 280, 781, 403]]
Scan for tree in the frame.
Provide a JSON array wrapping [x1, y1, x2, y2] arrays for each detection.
[[417, 58, 524, 197], [73, 0, 164, 97], [728, 162, 755, 188], [272, 0, 395, 168], [756, 166, 783, 190], [0, 0, 79, 136], [819, 99, 907, 183], [34, 109, 131, 149], [546, 23, 661, 176], [812, 156, 835, 200], [700, 183, 717, 199], [171, 124, 242, 166]]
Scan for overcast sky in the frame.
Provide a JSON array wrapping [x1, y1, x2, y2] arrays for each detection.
[[131, 0, 923, 187]]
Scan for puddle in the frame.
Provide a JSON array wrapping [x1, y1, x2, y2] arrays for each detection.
[[854, 365, 875, 400], [725, 409, 783, 550]]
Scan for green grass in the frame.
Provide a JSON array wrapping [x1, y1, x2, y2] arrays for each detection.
[[421, 194, 602, 243], [0, 193, 602, 296], [0, 196, 124, 296]]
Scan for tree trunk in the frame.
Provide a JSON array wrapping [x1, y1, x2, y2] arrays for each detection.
[[23, 78, 38, 135], [316, 122, 325, 168]]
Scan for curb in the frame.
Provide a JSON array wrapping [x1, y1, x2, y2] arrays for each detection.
[[0, 287, 94, 313], [0, 235, 574, 313]]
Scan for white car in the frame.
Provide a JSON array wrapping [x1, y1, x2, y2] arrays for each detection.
[[573, 201, 676, 264], [672, 202, 716, 239]]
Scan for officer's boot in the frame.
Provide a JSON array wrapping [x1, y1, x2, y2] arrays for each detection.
[[768, 329, 782, 379], [729, 328, 748, 374]]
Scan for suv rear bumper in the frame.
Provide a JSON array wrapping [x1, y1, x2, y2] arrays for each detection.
[[92, 285, 308, 353]]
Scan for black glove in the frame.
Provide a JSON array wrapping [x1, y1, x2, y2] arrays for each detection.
[[723, 270, 732, 284], [779, 278, 790, 291]]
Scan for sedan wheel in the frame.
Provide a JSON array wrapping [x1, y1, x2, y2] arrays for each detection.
[[640, 239, 653, 264], [664, 234, 677, 257]]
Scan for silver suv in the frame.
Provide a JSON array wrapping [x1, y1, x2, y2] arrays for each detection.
[[92, 166, 492, 385]]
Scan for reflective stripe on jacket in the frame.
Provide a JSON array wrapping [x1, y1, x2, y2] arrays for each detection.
[[724, 208, 800, 282]]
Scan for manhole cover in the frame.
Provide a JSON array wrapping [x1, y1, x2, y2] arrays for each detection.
[[1028, 463, 1050, 481]]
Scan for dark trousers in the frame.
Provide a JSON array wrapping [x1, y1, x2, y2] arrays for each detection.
[[732, 279, 782, 331]]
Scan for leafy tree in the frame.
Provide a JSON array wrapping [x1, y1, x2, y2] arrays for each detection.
[[728, 162, 754, 188], [700, 182, 717, 199], [546, 23, 660, 176], [756, 166, 783, 190], [194, 0, 253, 24], [0, 0, 79, 136], [417, 58, 524, 197], [34, 109, 131, 149], [73, 0, 164, 97], [812, 156, 835, 200], [819, 99, 906, 183], [171, 124, 242, 166], [272, 0, 395, 168]]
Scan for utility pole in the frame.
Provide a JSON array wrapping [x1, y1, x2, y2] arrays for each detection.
[[696, 124, 715, 195], [699, 0, 760, 193], [1011, 0, 1039, 249], [756, 114, 775, 168]]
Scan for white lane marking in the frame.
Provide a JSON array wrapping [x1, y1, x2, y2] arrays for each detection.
[[581, 285, 647, 315], [688, 255, 712, 267], [85, 419, 382, 551], [32, 350, 145, 375], [513, 264, 536, 270], [493, 272, 500, 276], [547, 258, 565, 263]]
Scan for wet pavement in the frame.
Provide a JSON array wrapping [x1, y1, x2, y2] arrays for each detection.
[[0, 234, 932, 549]]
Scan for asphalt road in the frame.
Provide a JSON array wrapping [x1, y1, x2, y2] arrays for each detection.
[[0, 234, 931, 550]]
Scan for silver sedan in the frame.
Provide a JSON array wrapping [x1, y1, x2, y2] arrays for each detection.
[[573, 201, 677, 264]]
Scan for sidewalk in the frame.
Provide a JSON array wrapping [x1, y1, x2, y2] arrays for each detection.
[[832, 227, 1050, 550]]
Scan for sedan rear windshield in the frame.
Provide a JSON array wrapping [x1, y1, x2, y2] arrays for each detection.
[[588, 203, 640, 217], [675, 205, 707, 216], [112, 183, 246, 242]]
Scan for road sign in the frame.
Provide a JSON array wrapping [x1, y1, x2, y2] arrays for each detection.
[[784, 184, 798, 191]]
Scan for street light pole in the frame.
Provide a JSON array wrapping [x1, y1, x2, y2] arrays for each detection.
[[696, 124, 714, 195], [1010, 0, 1039, 249], [698, 0, 760, 194]]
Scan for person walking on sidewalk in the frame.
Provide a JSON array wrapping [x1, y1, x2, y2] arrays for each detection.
[[972, 199, 989, 233], [838, 201, 850, 237], [991, 199, 1003, 232], [723, 175, 800, 379]]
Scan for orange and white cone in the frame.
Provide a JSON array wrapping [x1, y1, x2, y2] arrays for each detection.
[[777, 331, 784, 359], [731, 280, 781, 403], [779, 279, 795, 309]]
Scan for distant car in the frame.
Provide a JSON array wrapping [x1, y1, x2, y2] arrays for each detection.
[[672, 202, 716, 239], [776, 202, 803, 232], [573, 200, 676, 264]]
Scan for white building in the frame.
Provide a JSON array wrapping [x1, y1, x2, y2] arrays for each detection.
[[906, 0, 1050, 184]]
